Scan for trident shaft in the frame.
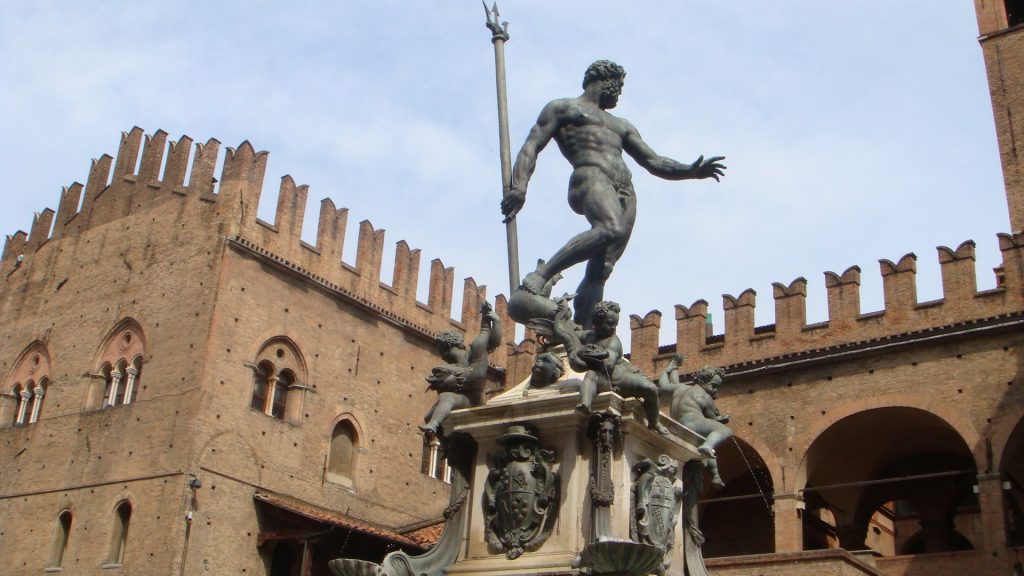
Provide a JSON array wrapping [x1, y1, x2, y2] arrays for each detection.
[[484, 2, 520, 294]]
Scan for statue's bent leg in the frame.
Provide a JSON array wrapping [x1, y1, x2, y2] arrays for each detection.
[[705, 458, 726, 489], [572, 253, 609, 328], [534, 175, 629, 291], [421, 393, 471, 434], [576, 371, 600, 413], [617, 376, 669, 435], [698, 420, 734, 456], [572, 190, 636, 326]]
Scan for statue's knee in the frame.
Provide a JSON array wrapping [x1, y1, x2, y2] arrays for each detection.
[[596, 224, 628, 245]]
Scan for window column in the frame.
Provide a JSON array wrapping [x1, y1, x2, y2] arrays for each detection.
[[15, 387, 31, 424], [28, 385, 44, 423], [264, 375, 280, 415], [107, 370, 123, 407], [123, 367, 139, 404]]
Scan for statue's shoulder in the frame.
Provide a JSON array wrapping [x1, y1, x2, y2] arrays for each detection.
[[542, 97, 580, 115], [607, 112, 637, 134]]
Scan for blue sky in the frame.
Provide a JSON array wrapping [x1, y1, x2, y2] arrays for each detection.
[[0, 1, 1008, 347]]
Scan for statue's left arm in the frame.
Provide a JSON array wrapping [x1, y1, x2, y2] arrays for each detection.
[[622, 121, 726, 182], [469, 302, 502, 362], [657, 354, 686, 392]]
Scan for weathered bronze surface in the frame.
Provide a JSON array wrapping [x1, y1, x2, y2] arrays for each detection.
[[502, 60, 725, 328], [548, 300, 668, 434], [659, 355, 733, 488], [420, 302, 502, 436]]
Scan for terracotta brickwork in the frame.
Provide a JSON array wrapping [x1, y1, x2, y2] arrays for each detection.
[[976, 0, 1024, 232], [0, 128, 507, 574], [3, 3, 1024, 576]]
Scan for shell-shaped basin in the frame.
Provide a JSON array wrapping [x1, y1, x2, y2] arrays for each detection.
[[576, 540, 664, 576], [327, 558, 389, 576]]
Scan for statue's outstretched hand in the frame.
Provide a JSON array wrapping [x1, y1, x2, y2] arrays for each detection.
[[691, 155, 727, 182], [501, 188, 526, 223]]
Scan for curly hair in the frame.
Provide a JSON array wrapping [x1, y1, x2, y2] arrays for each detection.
[[436, 330, 465, 350], [693, 366, 725, 386], [537, 352, 564, 379], [590, 301, 621, 324], [583, 60, 626, 89]]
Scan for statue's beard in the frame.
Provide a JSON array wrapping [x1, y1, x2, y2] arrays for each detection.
[[599, 87, 620, 109]]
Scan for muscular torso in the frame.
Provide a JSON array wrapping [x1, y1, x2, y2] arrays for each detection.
[[671, 386, 710, 424], [551, 98, 633, 187]]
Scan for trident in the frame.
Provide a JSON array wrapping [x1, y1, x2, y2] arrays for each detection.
[[484, 2, 520, 294]]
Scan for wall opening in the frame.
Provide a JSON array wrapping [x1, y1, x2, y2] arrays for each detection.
[[48, 510, 72, 568], [105, 501, 132, 566], [328, 419, 359, 487]]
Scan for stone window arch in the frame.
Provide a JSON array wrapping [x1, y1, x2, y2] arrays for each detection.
[[328, 418, 360, 487], [247, 337, 308, 425], [104, 500, 132, 567], [91, 319, 146, 410], [48, 509, 72, 569], [3, 342, 51, 427]]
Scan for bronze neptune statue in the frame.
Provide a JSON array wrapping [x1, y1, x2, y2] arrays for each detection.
[[501, 60, 726, 328]]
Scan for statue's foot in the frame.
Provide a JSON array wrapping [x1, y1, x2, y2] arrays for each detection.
[[419, 423, 438, 436], [575, 403, 592, 415], [651, 423, 671, 436], [711, 476, 726, 490], [521, 271, 547, 295], [698, 444, 717, 459]]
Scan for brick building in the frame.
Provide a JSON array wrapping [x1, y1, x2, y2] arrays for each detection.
[[0, 129, 513, 574], [2, 2, 1024, 576]]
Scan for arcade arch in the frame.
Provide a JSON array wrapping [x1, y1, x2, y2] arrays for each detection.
[[700, 436, 776, 557], [799, 407, 978, 556], [1000, 415, 1024, 547]]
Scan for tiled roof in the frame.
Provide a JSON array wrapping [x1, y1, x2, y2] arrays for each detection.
[[253, 491, 424, 549], [403, 521, 445, 548]]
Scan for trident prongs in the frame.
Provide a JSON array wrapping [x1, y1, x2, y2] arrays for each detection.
[[483, 1, 509, 42]]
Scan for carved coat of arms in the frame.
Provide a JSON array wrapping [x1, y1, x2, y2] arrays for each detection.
[[483, 424, 559, 559], [631, 455, 681, 564]]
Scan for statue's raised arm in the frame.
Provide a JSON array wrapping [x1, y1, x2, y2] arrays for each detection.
[[420, 301, 502, 437], [502, 60, 727, 329], [622, 123, 726, 182], [657, 354, 688, 393]]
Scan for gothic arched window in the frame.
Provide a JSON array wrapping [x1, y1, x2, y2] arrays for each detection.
[[248, 337, 307, 425], [48, 510, 72, 568], [328, 419, 359, 487], [93, 319, 146, 410], [105, 500, 132, 566], [4, 343, 51, 426]]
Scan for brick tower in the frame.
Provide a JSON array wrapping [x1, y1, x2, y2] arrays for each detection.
[[976, 0, 1024, 231]]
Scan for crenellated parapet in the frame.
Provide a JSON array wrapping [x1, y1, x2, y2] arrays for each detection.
[[0, 128, 510, 362], [630, 238, 1024, 373]]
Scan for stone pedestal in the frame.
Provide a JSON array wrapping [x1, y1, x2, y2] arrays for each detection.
[[441, 376, 706, 576]]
